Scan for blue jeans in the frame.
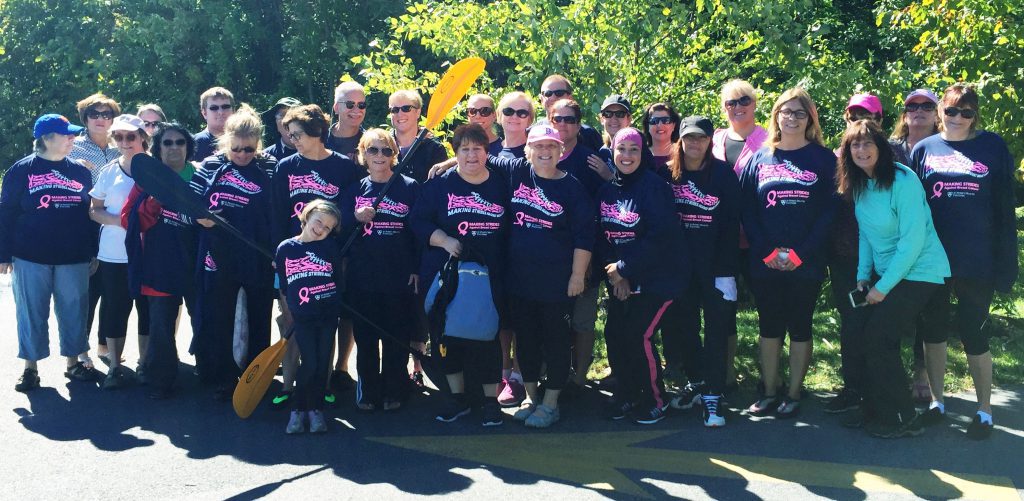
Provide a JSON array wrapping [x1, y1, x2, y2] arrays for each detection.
[[12, 258, 90, 361]]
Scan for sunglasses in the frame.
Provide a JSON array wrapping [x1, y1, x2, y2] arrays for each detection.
[[601, 110, 629, 119], [87, 111, 115, 120], [389, 105, 419, 114], [552, 115, 580, 125], [647, 116, 674, 125], [207, 104, 233, 112], [943, 106, 977, 119], [541, 89, 570, 98], [905, 102, 936, 113], [112, 133, 138, 142], [502, 107, 531, 118], [162, 138, 187, 147], [231, 146, 257, 153], [467, 107, 493, 117], [779, 109, 809, 120], [725, 95, 754, 109], [143, 120, 161, 128], [365, 146, 396, 157], [343, 101, 367, 110]]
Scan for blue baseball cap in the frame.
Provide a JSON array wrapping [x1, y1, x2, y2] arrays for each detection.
[[33, 114, 84, 139]]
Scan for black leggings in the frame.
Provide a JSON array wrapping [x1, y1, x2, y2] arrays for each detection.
[[293, 316, 339, 411], [438, 336, 501, 386], [351, 291, 415, 404], [918, 278, 995, 356], [195, 273, 274, 385], [605, 293, 674, 410], [828, 257, 866, 393], [95, 261, 149, 342], [750, 276, 822, 342], [661, 275, 733, 394], [509, 295, 572, 390], [145, 294, 195, 391]]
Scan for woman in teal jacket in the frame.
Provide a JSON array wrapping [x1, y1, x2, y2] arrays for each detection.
[[836, 120, 950, 439]]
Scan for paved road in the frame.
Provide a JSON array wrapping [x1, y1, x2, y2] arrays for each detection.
[[1, 281, 1022, 500]]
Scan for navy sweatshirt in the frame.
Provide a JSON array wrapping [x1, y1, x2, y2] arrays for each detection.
[[911, 131, 1018, 291], [671, 158, 740, 279], [263, 140, 296, 162], [325, 128, 364, 159], [191, 155, 275, 286], [271, 151, 360, 249], [275, 237, 342, 320], [192, 129, 216, 162], [498, 144, 526, 160], [124, 185, 197, 297], [0, 154, 97, 264], [487, 156, 596, 302], [395, 130, 449, 184], [409, 168, 508, 282], [558, 144, 603, 199], [597, 167, 687, 299], [739, 143, 838, 280], [488, 138, 504, 156], [341, 174, 420, 294]]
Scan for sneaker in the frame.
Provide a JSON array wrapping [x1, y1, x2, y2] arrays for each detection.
[[102, 367, 129, 390], [824, 388, 860, 414], [775, 397, 801, 419], [966, 414, 993, 440], [746, 394, 779, 417], [607, 400, 635, 420], [661, 366, 684, 392], [867, 411, 923, 439], [136, 364, 148, 386], [525, 404, 560, 428], [271, 391, 293, 410], [481, 401, 504, 427], [634, 405, 667, 425], [212, 382, 233, 402], [670, 381, 704, 410], [147, 387, 172, 400], [330, 370, 355, 392], [286, 410, 305, 434], [435, 397, 471, 423], [841, 408, 866, 429], [15, 368, 40, 392], [918, 405, 945, 427], [65, 362, 97, 382], [410, 371, 425, 388], [513, 401, 536, 421], [323, 392, 337, 407], [308, 410, 327, 433], [498, 378, 526, 407], [702, 394, 726, 428]]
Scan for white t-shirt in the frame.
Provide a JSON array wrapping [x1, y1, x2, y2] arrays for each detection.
[[89, 159, 136, 263]]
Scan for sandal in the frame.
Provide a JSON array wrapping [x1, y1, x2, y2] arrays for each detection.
[[64, 362, 98, 382], [525, 404, 560, 428], [747, 395, 779, 417], [776, 397, 801, 419]]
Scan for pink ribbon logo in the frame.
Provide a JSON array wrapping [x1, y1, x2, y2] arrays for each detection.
[[363, 222, 373, 236], [931, 181, 944, 199], [514, 212, 526, 226], [209, 193, 221, 209], [37, 195, 51, 209], [765, 190, 777, 208], [298, 287, 310, 304], [457, 221, 470, 235], [292, 202, 305, 218], [605, 230, 613, 241]]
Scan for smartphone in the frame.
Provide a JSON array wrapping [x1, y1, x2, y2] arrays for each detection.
[[849, 288, 869, 308]]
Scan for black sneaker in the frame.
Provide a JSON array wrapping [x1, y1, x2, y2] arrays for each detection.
[[867, 412, 923, 439], [435, 397, 471, 423], [330, 370, 355, 392], [147, 387, 172, 400], [101, 367, 129, 390], [702, 394, 726, 428], [606, 400, 635, 420], [212, 382, 233, 401], [918, 406, 945, 426], [670, 381, 704, 410], [841, 408, 866, 429], [271, 391, 293, 410], [966, 414, 993, 440], [481, 401, 504, 427], [634, 405, 667, 425], [824, 388, 861, 414], [65, 362, 97, 382], [15, 368, 40, 392]]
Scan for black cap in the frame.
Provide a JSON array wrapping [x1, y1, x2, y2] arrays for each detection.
[[601, 94, 632, 113], [679, 115, 714, 137], [263, 97, 302, 117]]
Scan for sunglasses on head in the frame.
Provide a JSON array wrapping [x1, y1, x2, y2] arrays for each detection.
[[143, 120, 160, 128], [87, 111, 115, 120], [647, 116, 673, 125], [231, 146, 257, 153], [389, 104, 419, 114], [552, 115, 579, 125], [207, 104, 233, 112], [943, 106, 977, 119], [467, 107, 493, 117], [905, 102, 936, 113], [502, 107, 530, 118], [343, 101, 367, 110], [365, 146, 395, 157], [602, 110, 629, 119], [112, 133, 137, 142], [162, 138, 187, 147], [725, 95, 754, 109], [541, 89, 570, 98]]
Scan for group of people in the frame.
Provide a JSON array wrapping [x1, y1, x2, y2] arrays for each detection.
[[0, 74, 1015, 441]]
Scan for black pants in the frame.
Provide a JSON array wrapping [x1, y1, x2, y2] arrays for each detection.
[[293, 316, 339, 411], [856, 280, 938, 421], [145, 294, 195, 391], [509, 295, 572, 390], [351, 291, 415, 404], [661, 275, 733, 394], [96, 261, 149, 342], [438, 336, 501, 386], [918, 278, 995, 355], [88, 271, 102, 346], [828, 257, 865, 393], [195, 274, 274, 385], [605, 293, 673, 410], [750, 276, 822, 342]]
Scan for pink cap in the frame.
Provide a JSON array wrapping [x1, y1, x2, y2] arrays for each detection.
[[527, 125, 562, 145], [612, 127, 643, 150], [904, 89, 939, 104], [846, 94, 882, 116]]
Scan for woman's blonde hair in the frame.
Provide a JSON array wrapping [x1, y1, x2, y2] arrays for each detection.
[[720, 79, 756, 103], [217, 103, 263, 154], [497, 91, 536, 122], [356, 128, 399, 167], [388, 89, 423, 109], [766, 87, 824, 152]]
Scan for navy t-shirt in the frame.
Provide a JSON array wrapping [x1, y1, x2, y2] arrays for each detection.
[[325, 128, 364, 160], [911, 131, 1017, 289], [498, 143, 526, 160], [275, 237, 342, 320], [396, 130, 449, 183], [671, 159, 740, 279], [192, 129, 216, 161], [488, 138, 504, 156], [739, 143, 837, 280], [263, 140, 297, 162], [341, 174, 420, 294], [271, 151, 361, 247], [558, 144, 603, 199]]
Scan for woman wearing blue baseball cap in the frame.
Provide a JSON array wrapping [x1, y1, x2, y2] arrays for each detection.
[[1, 114, 97, 392]]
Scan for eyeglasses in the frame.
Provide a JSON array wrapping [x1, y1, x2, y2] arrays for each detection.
[[207, 104, 233, 112], [162, 138, 187, 147], [231, 146, 257, 153], [943, 106, 977, 119], [725, 96, 754, 109], [541, 89, 570, 98], [286, 130, 305, 142], [552, 115, 580, 125], [502, 107, 530, 118], [601, 110, 629, 119], [389, 105, 419, 114], [467, 107, 493, 117], [87, 111, 115, 120], [365, 146, 396, 157], [647, 116, 674, 125], [143, 120, 160, 128], [343, 101, 367, 110], [905, 102, 936, 113], [112, 133, 138, 143], [779, 109, 809, 120]]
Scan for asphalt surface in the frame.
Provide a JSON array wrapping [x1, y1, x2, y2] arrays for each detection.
[[1, 279, 1022, 500]]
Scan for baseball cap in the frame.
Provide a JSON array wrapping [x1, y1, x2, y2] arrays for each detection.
[[527, 125, 562, 145], [109, 114, 146, 133], [601, 94, 632, 113], [846, 94, 883, 116], [679, 116, 714, 137], [33, 114, 84, 139], [904, 89, 939, 104]]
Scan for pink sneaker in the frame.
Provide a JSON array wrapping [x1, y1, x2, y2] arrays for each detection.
[[498, 378, 525, 407]]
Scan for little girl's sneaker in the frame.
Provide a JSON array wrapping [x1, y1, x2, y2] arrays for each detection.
[[286, 410, 305, 434], [308, 410, 327, 433]]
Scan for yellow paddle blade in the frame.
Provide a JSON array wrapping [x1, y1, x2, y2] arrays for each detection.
[[424, 56, 486, 130], [233, 337, 289, 419]]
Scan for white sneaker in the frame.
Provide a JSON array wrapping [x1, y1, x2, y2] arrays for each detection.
[[308, 410, 327, 433], [286, 410, 305, 434]]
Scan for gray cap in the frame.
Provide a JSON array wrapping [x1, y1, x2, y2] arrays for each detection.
[[601, 94, 632, 113], [679, 115, 714, 137]]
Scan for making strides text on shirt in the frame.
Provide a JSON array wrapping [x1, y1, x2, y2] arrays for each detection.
[[210, 169, 262, 209], [447, 192, 504, 236], [27, 170, 86, 209], [923, 150, 989, 200], [673, 181, 720, 228], [757, 160, 818, 207], [511, 183, 563, 229], [355, 196, 410, 236]]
